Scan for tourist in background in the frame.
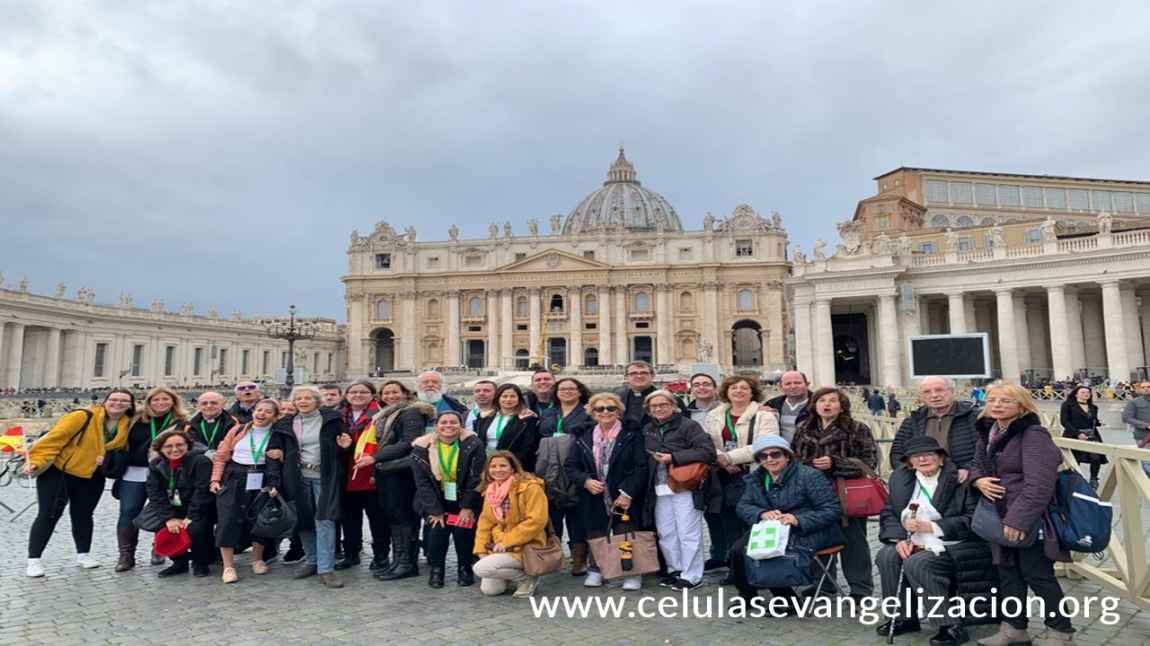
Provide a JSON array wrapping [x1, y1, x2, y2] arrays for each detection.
[[474, 383, 541, 472], [890, 377, 979, 481], [971, 383, 1074, 646], [886, 392, 902, 418], [644, 389, 716, 591], [792, 386, 877, 600], [1120, 381, 1150, 477], [685, 373, 720, 425], [210, 398, 279, 583], [337, 379, 385, 571], [319, 384, 343, 410], [117, 385, 188, 571], [1060, 385, 1106, 489], [702, 376, 780, 573], [566, 392, 649, 590], [473, 451, 550, 598], [144, 429, 214, 578], [24, 389, 133, 577], [535, 377, 593, 576], [412, 410, 484, 588], [366, 380, 436, 581], [764, 371, 811, 443]]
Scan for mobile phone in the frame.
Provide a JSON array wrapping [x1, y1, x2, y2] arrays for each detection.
[[447, 513, 475, 529]]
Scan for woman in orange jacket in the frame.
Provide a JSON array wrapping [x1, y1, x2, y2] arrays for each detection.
[[473, 451, 550, 598]]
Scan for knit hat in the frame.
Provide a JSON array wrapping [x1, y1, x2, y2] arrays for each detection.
[[751, 434, 793, 459], [900, 435, 948, 463]]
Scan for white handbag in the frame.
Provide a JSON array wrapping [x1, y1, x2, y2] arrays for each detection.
[[746, 519, 790, 560]]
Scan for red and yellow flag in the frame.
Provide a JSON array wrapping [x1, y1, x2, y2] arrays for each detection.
[[0, 426, 25, 454]]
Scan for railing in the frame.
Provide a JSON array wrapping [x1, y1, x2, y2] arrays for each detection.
[[1058, 237, 1099, 253], [1113, 230, 1150, 246], [957, 249, 994, 262], [1005, 245, 1044, 258], [910, 254, 948, 267]]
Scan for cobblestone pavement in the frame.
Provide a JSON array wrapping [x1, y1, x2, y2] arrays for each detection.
[[1, 482, 1147, 646]]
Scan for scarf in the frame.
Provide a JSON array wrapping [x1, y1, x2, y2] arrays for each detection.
[[484, 477, 515, 522], [593, 420, 622, 477]]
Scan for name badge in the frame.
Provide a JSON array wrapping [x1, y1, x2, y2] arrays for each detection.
[[655, 484, 674, 497], [724, 440, 738, 452], [443, 482, 458, 501], [246, 472, 264, 491]]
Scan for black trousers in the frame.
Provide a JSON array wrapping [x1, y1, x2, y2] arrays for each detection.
[[378, 471, 419, 527], [422, 502, 475, 570], [998, 543, 1073, 633], [342, 489, 389, 557], [728, 532, 799, 603], [704, 510, 747, 563], [27, 467, 105, 558], [160, 517, 215, 567]]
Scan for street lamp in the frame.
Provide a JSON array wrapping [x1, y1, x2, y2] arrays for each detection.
[[266, 304, 317, 398]]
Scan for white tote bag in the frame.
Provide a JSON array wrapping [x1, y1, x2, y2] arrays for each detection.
[[745, 519, 790, 560]]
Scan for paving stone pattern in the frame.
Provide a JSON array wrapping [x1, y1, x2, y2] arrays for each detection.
[[0, 482, 1146, 646]]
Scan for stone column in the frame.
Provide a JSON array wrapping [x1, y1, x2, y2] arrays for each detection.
[[500, 289, 514, 370], [1101, 280, 1130, 382], [1066, 289, 1085, 378], [702, 282, 720, 364], [994, 288, 1020, 383], [446, 291, 461, 368], [813, 298, 835, 387], [597, 286, 612, 366], [1121, 287, 1143, 374], [793, 298, 813, 378], [1046, 285, 1072, 381], [1080, 293, 1106, 376], [899, 296, 920, 387], [0, 324, 5, 387], [877, 294, 901, 388], [614, 288, 628, 365], [401, 292, 418, 371], [528, 287, 542, 362], [347, 296, 365, 376], [43, 327, 62, 389], [947, 292, 966, 334], [1013, 295, 1031, 373], [569, 289, 582, 368], [486, 291, 499, 369], [656, 286, 672, 366], [5, 323, 25, 390]]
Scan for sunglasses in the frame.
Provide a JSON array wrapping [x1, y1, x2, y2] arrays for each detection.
[[592, 406, 619, 413], [758, 451, 786, 460], [235, 385, 259, 393]]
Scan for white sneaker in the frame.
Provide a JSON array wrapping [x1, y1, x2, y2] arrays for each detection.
[[26, 559, 45, 578], [75, 553, 101, 569], [583, 570, 604, 587], [622, 575, 642, 591]]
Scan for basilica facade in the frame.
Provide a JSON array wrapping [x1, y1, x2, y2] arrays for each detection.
[[343, 149, 790, 375]]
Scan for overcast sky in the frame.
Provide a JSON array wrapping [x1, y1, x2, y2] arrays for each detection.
[[3, 1, 1148, 320]]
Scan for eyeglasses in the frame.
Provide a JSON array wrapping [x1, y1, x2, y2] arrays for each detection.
[[758, 451, 786, 460], [557, 386, 580, 392], [626, 371, 651, 377], [648, 402, 675, 410], [161, 443, 187, 451], [592, 406, 619, 413], [235, 385, 259, 393]]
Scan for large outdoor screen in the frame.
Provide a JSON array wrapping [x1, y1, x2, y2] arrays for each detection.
[[908, 333, 991, 379]]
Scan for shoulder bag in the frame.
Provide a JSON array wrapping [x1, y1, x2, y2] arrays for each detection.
[[522, 518, 564, 576], [587, 512, 659, 580], [833, 457, 888, 523]]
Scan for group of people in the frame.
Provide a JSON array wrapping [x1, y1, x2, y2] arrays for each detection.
[[21, 366, 1099, 645]]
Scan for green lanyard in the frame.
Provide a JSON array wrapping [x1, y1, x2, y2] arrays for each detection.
[[168, 471, 182, 505], [917, 481, 933, 501], [200, 418, 222, 446], [149, 413, 172, 441], [556, 415, 565, 436], [248, 428, 272, 464], [437, 440, 460, 483], [725, 411, 737, 444], [658, 422, 670, 436], [763, 473, 773, 493], [493, 415, 511, 441]]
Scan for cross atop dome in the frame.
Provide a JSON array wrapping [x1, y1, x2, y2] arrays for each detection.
[[605, 146, 639, 185]]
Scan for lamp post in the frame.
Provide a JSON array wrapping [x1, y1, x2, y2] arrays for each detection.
[[266, 305, 317, 398]]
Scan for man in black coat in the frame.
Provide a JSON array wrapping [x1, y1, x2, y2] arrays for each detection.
[[764, 370, 812, 444], [523, 369, 557, 416], [187, 391, 237, 453], [614, 361, 686, 435], [890, 377, 978, 481]]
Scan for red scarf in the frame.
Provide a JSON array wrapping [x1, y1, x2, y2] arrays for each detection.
[[484, 477, 516, 522]]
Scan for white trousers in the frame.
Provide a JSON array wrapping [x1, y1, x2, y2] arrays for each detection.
[[474, 553, 525, 596], [654, 490, 705, 584]]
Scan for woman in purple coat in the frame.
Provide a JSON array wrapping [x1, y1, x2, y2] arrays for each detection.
[[970, 383, 1073, 646]]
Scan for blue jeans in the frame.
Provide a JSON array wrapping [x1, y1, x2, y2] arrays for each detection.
[[116, 480, 148, 530], [299, 477, 336, 574]]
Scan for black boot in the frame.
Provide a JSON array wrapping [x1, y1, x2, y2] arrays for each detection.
[[375, 526, 418, 580], [157, 557, 190, 578], [428, 566, 445, 588], [283, 536, 305, 564], [457, 562, 475, 587], [369, 555, 390, 574], [334, 551, 361, 570], [115, 527, 138, 572]]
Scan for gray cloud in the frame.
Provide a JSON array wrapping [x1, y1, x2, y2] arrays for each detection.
[[2, 0, 1148, 319]]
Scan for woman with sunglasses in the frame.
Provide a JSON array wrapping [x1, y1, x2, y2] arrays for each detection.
[[210, 398, 280, 584], [535, 377, 594, 576], [728, 435, 843, 613], [474, 383, 540, 472], [566, 392, 649, 590], [24, 388, 134, 577], [411, 410, 485, 588], [116, 385, 189, 572], [144, 429, 214, 578]]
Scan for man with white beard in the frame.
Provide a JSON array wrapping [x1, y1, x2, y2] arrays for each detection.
[[416, 371, 468, 421]]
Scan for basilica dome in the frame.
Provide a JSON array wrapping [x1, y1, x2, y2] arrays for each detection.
[[562, 148, 683, 235]]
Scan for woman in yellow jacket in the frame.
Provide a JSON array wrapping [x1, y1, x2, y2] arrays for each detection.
[[23, 389, 134, 577], [473, 450, 549, 598]]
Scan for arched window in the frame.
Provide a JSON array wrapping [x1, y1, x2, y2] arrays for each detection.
[[955, 215, 974, 228], [584, 294, 598, 315], [468, 296, 483, 317], [737, 289, 754, 312], [583, 347, 599, 367], [375, 299, 392, 321], [549, 294, 564, 313], [680, 291, 694, 312], [980, 217, 996, 226], [634, 292, 651, 313], [930, 214, 949, 228], [516, 296, 528, 318], [426, 299, 440, 319]]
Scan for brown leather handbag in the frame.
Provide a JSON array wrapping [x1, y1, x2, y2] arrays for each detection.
[[668, 462, 710, 493], [522, 518, 564, 576]]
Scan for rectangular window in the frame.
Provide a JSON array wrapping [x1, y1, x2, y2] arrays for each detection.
[[998, 185, 1021, 207], [926, 180, 949, 203], [193, 348, 203, 376], [94, 343, 108, 378], [241, 349, 250, 375], [585, 322, 597, 330], [1044, 188, 1067, 210], [1068, 189, 1089, 210], [919, 242, 938, 254], [327, 352, 333, 373], [1136, 193, 1150, 214], [974, 183, 997, 206], [629, 248, 650, 261], [464, 254, 482, 267], [1091, 190, 1112, 212], [875, 215, 890, 229], [1025, 228, 1042, 245], [735, 239, 754, 257], [1022, 186, 1044, 208], [262, 350, 270, 374], [375, 253, 391, 269], [948, 182, 973, 204], [164, 346, 176, 377], [582, 250, 595, 260], [218, 349, 228, 374], [516, 324, 528, 331], [515, 252, 527, 261], [130, 344, 144, 377], [281, 351, 289, 368], [957, 238, 974, 252], [1112, 191, 1134, 213], [313, 352, 320, 374]]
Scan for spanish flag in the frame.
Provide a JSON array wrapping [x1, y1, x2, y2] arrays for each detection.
[[0, 426, 25, 454], [348, 423, 378, 492]]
